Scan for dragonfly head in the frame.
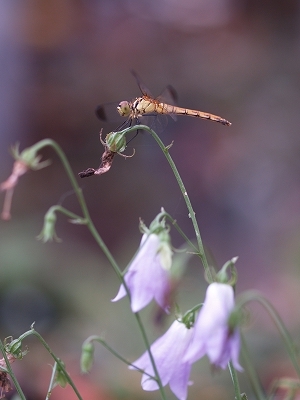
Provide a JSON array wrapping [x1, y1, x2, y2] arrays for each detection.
[[117, 101, 131, 117]]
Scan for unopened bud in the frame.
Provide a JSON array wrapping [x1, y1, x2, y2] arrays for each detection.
[[80, 341, 95, 373], [106, 132, 126, 153]]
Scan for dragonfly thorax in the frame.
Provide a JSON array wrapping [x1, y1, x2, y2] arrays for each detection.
[[132, 97, 157, 115], [117, 101, 132, 117]]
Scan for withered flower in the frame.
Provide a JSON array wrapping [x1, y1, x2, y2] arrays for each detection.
[[1, 144, 50, 220], [78, 129, 134, 178]]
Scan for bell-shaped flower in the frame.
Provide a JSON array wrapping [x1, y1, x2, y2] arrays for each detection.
[[184, 283, 242, 371], [130, 320, 194, 400], [112, 232, 172, 313]]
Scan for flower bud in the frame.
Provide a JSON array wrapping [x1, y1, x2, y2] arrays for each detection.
[[4, 337, 26, 359], [55, 361, 68, 388], [80, 341, 95, 373], [105, 132, 126, 153], [37, 207, 61, 243]]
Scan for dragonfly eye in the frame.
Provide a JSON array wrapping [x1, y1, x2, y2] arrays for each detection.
[[117, 101, 131, 117]]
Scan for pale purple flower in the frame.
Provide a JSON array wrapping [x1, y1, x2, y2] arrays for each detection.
[[184, 283, 242, 371], [130, 320, 194, 400], [112, 233, 172, 313]]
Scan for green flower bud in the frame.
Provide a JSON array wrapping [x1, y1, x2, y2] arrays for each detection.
[[37, 207, 61, 243], [80, 341, 95, 373], [55, 361, 68, 388], [105, 132, 126, 153]]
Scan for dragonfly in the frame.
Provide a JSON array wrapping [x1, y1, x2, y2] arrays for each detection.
[[96, 71, 231, 131]]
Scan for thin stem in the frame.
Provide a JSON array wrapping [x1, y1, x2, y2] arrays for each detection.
[[31, 139, 165, 399], [228, 361, 242, 400], [240, 333, 266, 400], [0, 338, 26, 400], [85, 336, 152, 377], [162, 211, 199, 253], [31, 140, 123, 280], [45, 362, 58, 400], [47, 205, 83, 222], [134, 312, 167, 400], [236, 291, 300, 378], [19, 329, 83, 400], [120, 125, 212, 281]]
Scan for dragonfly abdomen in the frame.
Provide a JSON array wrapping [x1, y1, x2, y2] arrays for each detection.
[[161, 104, 231, 126]]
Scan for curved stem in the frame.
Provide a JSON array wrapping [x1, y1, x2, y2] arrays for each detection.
[[120, 125, 212, 281], [47, 205, 83, 222], [85, 336, 153, 378], [0, 338, 26, 400], [19, 329, 83, 400], [236, 291, 300, 378], [31, 139, 166, 399]]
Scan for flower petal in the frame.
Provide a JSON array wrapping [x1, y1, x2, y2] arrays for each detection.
[[130, 320, 194, 399], [112, 233, 171, 313], [184, 283, 242, 371], [111, 283, 127, 303], [169, 362, 191, 400]]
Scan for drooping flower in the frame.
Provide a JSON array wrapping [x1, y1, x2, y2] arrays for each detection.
[[184, 283, 242, 371], [130, 320, 194, 400], [1, 143, 50, 220], [36, 206, 62, 243], [112, 232, 172, 313]]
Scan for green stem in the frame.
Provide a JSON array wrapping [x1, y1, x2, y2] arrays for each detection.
[[31, 139, 123, 280], [134, 312, 167, 400], [47, 205, 83, 222], [162, 211, 199, 253], [85, 336, 152, 378], [0, 338, 26, 400], [120, 125, 212, 281], [236, 291, 300, 378], [228, 361, 242, 400], [240, 333, 266, 400], [19, 329, 83, 400], [45, 361, 58, 400], [32, 139, 166, 399]]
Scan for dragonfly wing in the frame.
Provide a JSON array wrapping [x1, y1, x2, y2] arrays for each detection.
[[157, 84, 178, 105], [138, 113, 169, 133], [95, 101, 123, 122], [95, 104, 107, 121], [131, 70, 154, 97], [156, 85, 178, 121]]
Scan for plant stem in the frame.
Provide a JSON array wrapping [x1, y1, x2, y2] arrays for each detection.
[[236, 291, 300, 378], [120, 125, 212, 281], [228, 361, 242, 400], [32, 139, 166, 399], [19, 329, 83, 400], [0, 338, 26, 400], [240, 333, 266, 400], [45, 361, 58, 400]]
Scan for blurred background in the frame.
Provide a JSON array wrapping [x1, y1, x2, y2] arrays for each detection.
[[1, 0, 300, 399]]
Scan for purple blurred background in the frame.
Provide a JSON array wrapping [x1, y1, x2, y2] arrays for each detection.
[[1, 1, 300, 399]]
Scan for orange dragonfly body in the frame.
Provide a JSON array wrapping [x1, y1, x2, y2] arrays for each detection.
[[96, 71, 231, 129]]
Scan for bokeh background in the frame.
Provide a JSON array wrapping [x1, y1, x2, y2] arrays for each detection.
[[1, 1, 300, 399]]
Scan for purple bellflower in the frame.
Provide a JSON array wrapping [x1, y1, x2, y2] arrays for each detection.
[[184, 282, 242, 371], [112, 232, 172, 313], [130, 320, 194, 400]]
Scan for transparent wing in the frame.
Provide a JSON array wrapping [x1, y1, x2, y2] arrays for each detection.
[[156, 85, 178, 121], [95, 101, 122, 122], [131, 70, 154, 98], [157, 85, 178, 105]]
